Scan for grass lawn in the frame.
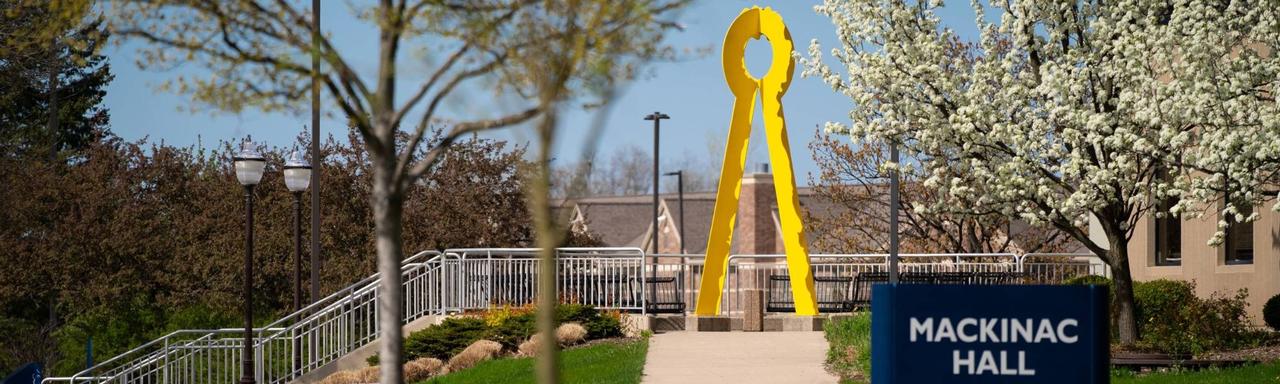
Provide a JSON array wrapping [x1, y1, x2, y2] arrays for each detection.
[[825, 313, 872, 383], [1112, 361, 1280, 383], [418, 338, 648, 384]]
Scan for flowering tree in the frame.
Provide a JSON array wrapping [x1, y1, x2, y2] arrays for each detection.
[[802, 0, 1280, 344], [806, 132, 1072, 254]]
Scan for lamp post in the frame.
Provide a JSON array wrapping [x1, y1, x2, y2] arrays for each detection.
[[663, 170, 685, 254], [644, 112, 669, 311], [888, 142, 900, 284], [283, 150, 311, 372], [310, 0, 323, 305], [233, 141, 266, 384], [283, 151, 312, 312]]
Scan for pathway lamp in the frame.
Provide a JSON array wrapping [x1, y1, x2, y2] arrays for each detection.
[[644, 111, 669, 311], [233, 141, 266, 384], [283, 150, 311, 373], [283, 151, 311, 310]]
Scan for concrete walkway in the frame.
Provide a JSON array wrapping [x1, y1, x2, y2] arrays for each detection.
[[643, 332, 838, 384]]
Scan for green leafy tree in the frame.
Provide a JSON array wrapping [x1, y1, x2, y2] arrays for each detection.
[[0, 0, 112, 159], [0, 129, 550, 375]]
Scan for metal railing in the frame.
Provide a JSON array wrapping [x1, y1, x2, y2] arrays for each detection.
[[646, 252, 1103, 315], [43, 248, 1104, 383], [442, 248, 647, 313], [43, 250, 446, 384]]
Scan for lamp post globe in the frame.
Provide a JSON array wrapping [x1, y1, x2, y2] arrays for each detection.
[[283, 151, 312, 192], [233, 140, 264, 384], [234, 142, 267, 186]]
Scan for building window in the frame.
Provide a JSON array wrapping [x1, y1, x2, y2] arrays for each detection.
[[1224, 204, 1254, 265], [1154, 199, 1181, 266]]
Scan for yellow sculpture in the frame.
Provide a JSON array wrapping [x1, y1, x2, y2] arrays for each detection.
[[695, 6, 817, 316]]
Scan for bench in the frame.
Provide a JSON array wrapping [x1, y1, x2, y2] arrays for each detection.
[[766, 275, 856, 313], [643, 276, 686, 314]]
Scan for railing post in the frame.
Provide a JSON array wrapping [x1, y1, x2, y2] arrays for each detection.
[[162, 338, 169, 384], [640, 250, 647, 315]]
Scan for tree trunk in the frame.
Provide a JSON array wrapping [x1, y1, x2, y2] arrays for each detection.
[[532, 113, 560, 384], [372, 157, 405, 384], [1107, 234, 1139, 345]]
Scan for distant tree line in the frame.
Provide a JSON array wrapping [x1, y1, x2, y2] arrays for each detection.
[[0, 128, 576, 376], [549, 141, 723, 199]]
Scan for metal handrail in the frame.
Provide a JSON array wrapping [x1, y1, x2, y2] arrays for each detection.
[[43, 249, 1106, 383], [46, 251, 444, 384]]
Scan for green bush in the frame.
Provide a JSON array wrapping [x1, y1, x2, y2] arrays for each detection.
[[1063, 277, 1253, 354], [1263, 294, 1280, 331], [1132, 279, 1251, 355], [399, 305, 624, 364], [486, 312, 536, 351], [405, 317, 489, 361], [1066, 275, 1112, 286], [555, 304, 622, 340]]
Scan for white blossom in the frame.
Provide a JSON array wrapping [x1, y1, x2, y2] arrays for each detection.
[[801, 0, 1280, 255]]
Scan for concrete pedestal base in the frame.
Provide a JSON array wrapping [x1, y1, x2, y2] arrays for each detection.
[[763, 314, 826, 332], [686, 315, 733, 332], [650, 315, 686, 332], [743, 290, 764, 332]]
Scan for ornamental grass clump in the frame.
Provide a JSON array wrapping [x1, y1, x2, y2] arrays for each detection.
[[445, 340, 503, 373], [403, 357, 444, 382], [556, 323, 588, 346], [319, 370, 361, 384]]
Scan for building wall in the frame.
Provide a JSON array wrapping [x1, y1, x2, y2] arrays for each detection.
[[732, 173, 777, 255], [1125, 199, 1279, 323]]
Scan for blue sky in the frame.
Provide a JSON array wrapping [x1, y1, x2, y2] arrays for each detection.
[[104, 0, 984, 188]]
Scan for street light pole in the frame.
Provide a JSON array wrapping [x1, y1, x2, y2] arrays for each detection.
[[644, 111, 669, 311], [888, 142, 900, 284], [309, 0, 322, 305], [233, 141, 266, 384], [283, 151, 312, 373], [664, 170, 685, 253], [241, 184, 257, 384]]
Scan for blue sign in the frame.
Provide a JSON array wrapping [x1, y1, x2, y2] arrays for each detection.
[[872, 284, 1108, 383], [2, 363, 42, 384]]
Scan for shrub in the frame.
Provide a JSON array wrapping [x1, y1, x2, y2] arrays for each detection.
[[556, 323, 588, 346], [1132, 279, 1252, 355], [1065, 275, 1111, 286], [482, 305, 534, 328], [404, 316, 488, 361], [445, 340, 503, 373], [556, 304, 622, 340], [485, 310, 536, 351], [1133, 279, 1197, 333], [1264, 294, 1280, 331]]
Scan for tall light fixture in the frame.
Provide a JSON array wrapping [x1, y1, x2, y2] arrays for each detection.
[[232, 140, 266, 384], [283, 150, 311, 373], [309, 0, 323, 305], [283, 151, 312, 311], [644, 112, 669, 311]]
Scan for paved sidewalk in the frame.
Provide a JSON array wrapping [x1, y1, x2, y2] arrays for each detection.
[[643, 331, 837, 384]]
